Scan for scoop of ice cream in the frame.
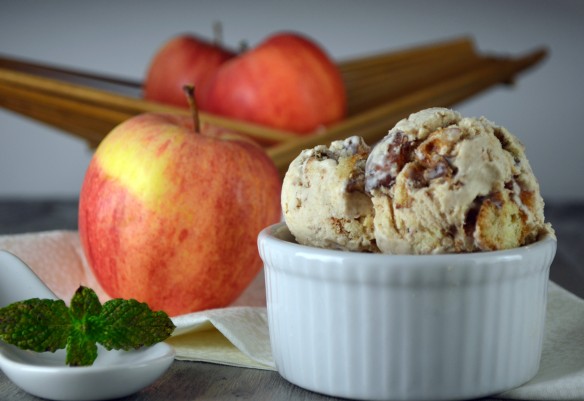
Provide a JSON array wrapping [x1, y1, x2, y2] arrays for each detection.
[[365, 107, 551, 254], [282, 136, 378, 252]]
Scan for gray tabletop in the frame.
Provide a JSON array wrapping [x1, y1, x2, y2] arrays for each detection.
[[1, 200, 582, 401]]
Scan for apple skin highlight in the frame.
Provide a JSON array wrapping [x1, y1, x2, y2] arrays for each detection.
[[78, 113, 282, 316]]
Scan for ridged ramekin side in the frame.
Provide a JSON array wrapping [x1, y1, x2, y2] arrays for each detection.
[[259, 224, 556, 401]]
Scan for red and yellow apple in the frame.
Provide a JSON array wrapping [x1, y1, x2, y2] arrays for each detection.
[[78, 112, 281, 316], [143, 34, 235, 108], [199, 32, 347, 135]]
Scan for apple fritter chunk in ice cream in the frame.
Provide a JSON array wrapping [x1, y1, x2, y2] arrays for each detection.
[[366, 107, 551, 254], [281, 136, 378, 252]]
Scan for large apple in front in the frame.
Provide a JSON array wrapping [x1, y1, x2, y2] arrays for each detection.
[[199, 32, 347, 135], [78, 113, 281, 316], [143, 34, 235, 108]]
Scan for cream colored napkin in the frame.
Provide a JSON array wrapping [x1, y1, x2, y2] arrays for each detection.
[[3, 231, 584, 399], [169, 306, 274, 370]]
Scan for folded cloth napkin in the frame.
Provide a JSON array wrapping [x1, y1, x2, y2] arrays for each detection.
[[1, 231, 584, 399], [169, 306, 274, 370]]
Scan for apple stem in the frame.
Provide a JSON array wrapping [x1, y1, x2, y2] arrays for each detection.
[[238, 40, 249, 54], [183, 85, 200, 133], [213, 21, 223, 46]]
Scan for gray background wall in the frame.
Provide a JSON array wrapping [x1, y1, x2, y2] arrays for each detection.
[[1, 0, 583, 201]]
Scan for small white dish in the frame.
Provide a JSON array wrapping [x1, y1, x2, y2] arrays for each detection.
[[0, 250, 175, 401], [258, 223, 557, 401]]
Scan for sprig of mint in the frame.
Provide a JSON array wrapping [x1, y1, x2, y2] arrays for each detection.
[[0, 286, 175, 366]]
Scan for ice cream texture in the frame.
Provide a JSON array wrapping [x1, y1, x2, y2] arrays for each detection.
[[282, 107, 552, 254]]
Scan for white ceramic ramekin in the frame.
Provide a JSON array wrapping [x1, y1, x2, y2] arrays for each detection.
[[258, 223, 556, 401]]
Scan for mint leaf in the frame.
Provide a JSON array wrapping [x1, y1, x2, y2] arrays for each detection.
[[70, 286, 102, 321], [66, 331, 98, 366], [94, 298, 176, 351], [66, 287, 102, 366], [0, 286, 175, 366], [0, 298, 70, 352]]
